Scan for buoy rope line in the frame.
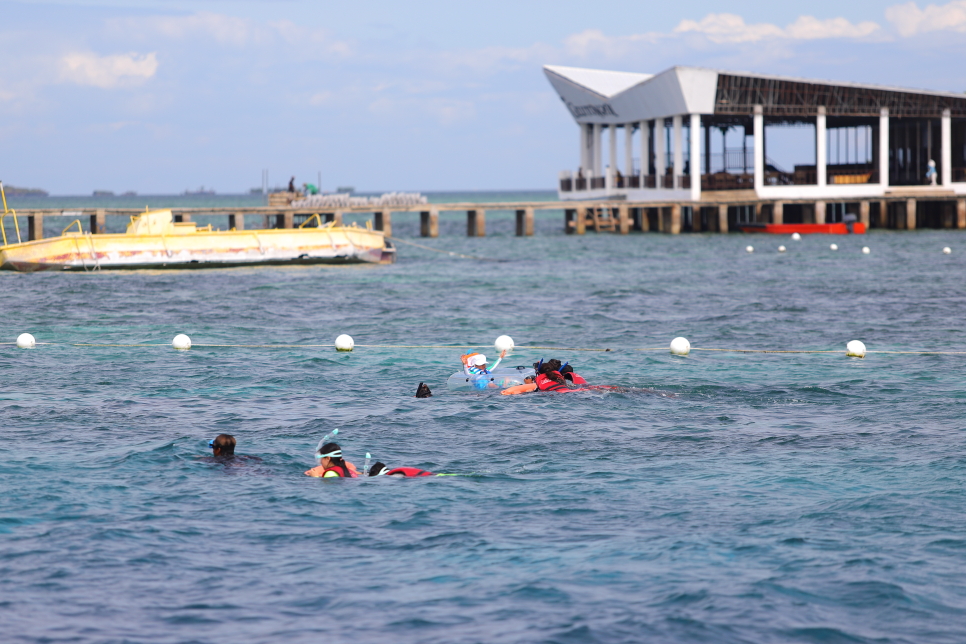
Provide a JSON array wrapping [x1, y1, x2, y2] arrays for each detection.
[[6, 342, 966, 355], [386, 236, 505, 262]]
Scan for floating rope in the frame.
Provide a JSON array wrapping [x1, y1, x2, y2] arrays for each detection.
[[6, 342, 966, 356]]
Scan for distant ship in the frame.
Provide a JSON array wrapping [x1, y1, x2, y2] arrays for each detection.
[[183, 187, 216, 195]]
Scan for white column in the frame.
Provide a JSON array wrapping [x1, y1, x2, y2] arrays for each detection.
[[690, 113, 701, 201], [579, 123, 588, 173], [672, 115, 683, 186], [817, 106, 827, 187], [609, 124, 617, 175], [592, 123, 602, 176], [942, 108, 952, 187], [879, 108, 889, 187], [624, 124, 633, 176], [753, 105, 764, 192], [639, 121, 649, 181], [655, 118, 666, 187]]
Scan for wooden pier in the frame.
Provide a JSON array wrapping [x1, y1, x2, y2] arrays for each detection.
[[3, 194, 966, 243]]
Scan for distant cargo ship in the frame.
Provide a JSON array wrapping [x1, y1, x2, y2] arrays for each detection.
[[183, 187, 216, 195]]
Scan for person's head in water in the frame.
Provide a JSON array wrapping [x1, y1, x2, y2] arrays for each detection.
[[369, 462, 388, 476], [209, 434, 236, 457], [539, 359, 562, 375], [316, 442, 347, 470], [415, 382, 432, 398]]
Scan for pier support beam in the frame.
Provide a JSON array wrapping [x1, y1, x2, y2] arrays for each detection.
[[772, 201, 784, 225], [28, 213, 43, 241], [91, 209, 106, 234], [878, 200, 888, 228], [564, 209, 575, 234], [617, 204, 630, 234], [228, 213, 244, 230], [576, 207, 587, 235], [958, 199, 966, 229], [906, 199, 917, 230], [420, 209, 439, 237], [515, 208, 534, 236], [718, 204, 728, 233], [691, 206, 702, 232], [375, 210, 392, 237], [670, 204, 681, 234], [467, 209, 485, 237], [322, 212, 343, 225], [815, 201, 826, 225], [859, 201, 870, 229], [282, 212, 294, 229]]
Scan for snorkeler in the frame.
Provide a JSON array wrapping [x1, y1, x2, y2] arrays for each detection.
[[304, 441, 359, 478], [203, 434, 262, 462], [368, 462, 434, 477], [534, 359, 573, 391], [415, 382, 433, 398], [461, 349, 507, 375]]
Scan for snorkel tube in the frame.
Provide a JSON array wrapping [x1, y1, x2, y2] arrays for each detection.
[[364, 452, 371, 476], [314, 428, 339, 458]]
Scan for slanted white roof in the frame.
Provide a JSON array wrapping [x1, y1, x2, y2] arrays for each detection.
[[543, 65, 652, 99], [544, 65, 718, 124], [544, 64, 966, 124]]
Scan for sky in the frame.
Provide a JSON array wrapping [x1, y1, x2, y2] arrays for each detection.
[[1, 0, 965, 195]]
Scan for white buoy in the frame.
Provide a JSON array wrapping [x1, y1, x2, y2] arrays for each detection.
[[172, 334, 191, 350], [791, 232, 802, 241], [745, 245, 754, 253], [846, 340, 866, 358], [829, 243, 839, 251], [16, 333, 36, 349], [670, 336, 690, 356], [862, 246, 871, 254], [335, 334, 354, 352], [778, 245, 786, 253], [943, 246, 951, 255], [494, 335, 514, 353]]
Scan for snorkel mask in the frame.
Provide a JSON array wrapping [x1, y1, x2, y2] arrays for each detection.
[[314, 429, 341, 459]]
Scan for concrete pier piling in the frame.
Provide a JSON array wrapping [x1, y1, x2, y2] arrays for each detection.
[[228, 213, 244, 230], [375, 210, 392, 237], [91, 209, 106, 234], [467, 209, 485, 237], [420, 210, 438, 237], [516, 208, 534, 236], [28, 214, 43, 241], [907, 199, 917, 230]]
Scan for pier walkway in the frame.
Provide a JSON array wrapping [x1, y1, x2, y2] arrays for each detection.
[[3, 194, 966, 243]]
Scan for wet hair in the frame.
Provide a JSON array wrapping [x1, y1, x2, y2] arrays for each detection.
[[213, 434, 236, 455], [415, 382, 432, 398], [318, 442, 346, 468], [369, 462, 388, 476], [539, 359, 562, 375], [560, 364, 574, 374]]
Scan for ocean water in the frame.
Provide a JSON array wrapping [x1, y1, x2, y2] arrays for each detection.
[[2, 224, 966, 643]]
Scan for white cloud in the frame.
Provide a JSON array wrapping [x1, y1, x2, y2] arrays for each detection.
[[673, 13, 879, 44], [885, 1, 966, 37], [61, 52, 158, 88]]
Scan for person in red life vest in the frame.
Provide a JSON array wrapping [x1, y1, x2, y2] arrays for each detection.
[[304, 442, 359, 478], [368, 462, 434, 477], [560, 363, 587, 385]]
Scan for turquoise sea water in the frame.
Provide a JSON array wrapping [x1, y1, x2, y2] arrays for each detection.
[[3, 213, 966, 643]]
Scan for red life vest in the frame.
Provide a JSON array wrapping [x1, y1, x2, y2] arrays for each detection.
[[385, 467, 434, 477], [536, 372, 571, 391], [564, 372, 587, 385]]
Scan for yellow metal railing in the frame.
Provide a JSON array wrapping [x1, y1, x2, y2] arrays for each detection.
[[298, 214, 336, 229], [0, 181, 23, 247], [62, 219, 84, 235]]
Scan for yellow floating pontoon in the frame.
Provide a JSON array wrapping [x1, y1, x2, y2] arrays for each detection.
[[0, 209, 395, 272]]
